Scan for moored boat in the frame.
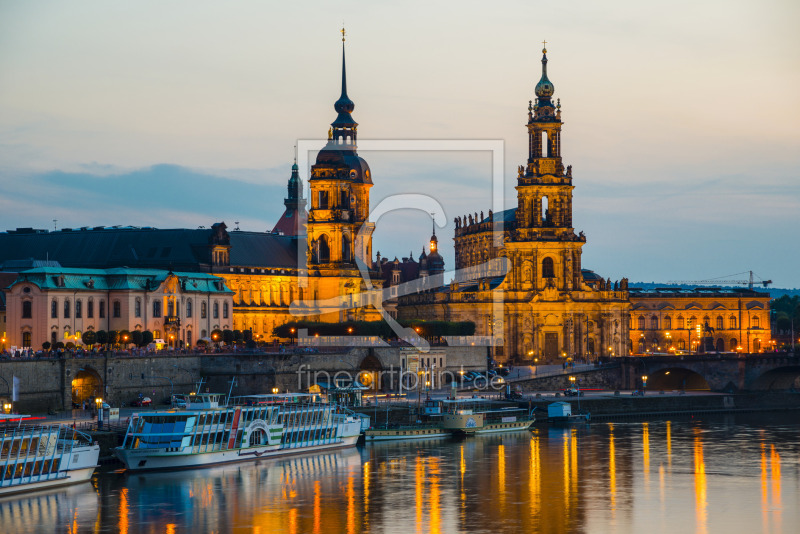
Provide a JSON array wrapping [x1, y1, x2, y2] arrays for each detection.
[[439, 400, 535, 434], [114, 394, 362, 471], [0, 419, 100, 497], [364, 424, 449, 442]]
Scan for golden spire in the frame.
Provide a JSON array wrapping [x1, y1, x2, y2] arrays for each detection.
[[341, 26, 346, 42]]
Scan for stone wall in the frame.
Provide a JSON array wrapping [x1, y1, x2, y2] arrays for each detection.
[[0, 346, 487, 412]]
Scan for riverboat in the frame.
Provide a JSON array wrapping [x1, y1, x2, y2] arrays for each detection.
[[440, 400, 536, 434], [114, 394, 362, 471], [0, 419, 100, 497], [364, 424, 449, 442]]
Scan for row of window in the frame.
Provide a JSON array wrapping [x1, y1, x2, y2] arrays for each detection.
[[636, 338, 753, 352], [24, 299, 229, 320], [633, 315, 761, 331]]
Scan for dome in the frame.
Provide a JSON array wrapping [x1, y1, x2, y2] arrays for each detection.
[[312, 149, 372, 184], [535, 48, 555, 98]]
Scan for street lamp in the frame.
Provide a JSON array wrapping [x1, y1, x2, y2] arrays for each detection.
[[2, 403, 10, 414], [642, 375, 648, 394], [272, 387, 279, 394]]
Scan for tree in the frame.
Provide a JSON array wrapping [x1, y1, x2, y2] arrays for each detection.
[[65, 342, 75, 349], [141, 330, 154, 346], [233, 329, 244, 343], [82, 331, 97, 346], [107, 330, 119, 346], [223, 329, 234, 345], [210, 329, 223, 344], [118, 329, 131, 345], [95, 330, 108, 345], [131, 330, 144, 347], [42, 341, 51, 351], [54, 341, 65, 350]]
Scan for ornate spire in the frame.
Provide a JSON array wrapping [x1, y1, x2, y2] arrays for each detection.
[[331, 27, 357, 143], [534, 44, 555, 100]]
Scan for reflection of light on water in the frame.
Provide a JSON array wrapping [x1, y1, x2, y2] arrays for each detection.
[[289, 507, 298, 534], [642, 423, 650, 492], [570, 428, 578, 498], [166, 523, 176, 534], [529, 435, 540, 517], [346, 469, 355, 534], [761, 442, 768, 533], [693, 431, 707, 534], [666, 421, 672, 469], [562, 431, 570, 508], [608, 423, 616, 516], [498, 444, 506, 511], [770, 444, 782, 532], [313, 480, 321, 534], [459, 444, 466, 521], [429, 457, 441, 534], [415, 455, 424, 534], [363, 460, 370, 516], [659, 465, 665, 515], [119, 487, 129, 534]]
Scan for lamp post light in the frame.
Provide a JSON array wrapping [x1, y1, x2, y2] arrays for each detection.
[[2, 403, 11, 414], [95, 397, 104, 429], [272, 387, 279, 395], [642, 375, 648, 395]]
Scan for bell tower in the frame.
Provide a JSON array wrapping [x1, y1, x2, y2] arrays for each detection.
[[515, 43, 574, 237], [508, 44, 585, 293]]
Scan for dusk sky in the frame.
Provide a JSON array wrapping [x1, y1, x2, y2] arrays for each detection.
[[1, 1, 798, 287]]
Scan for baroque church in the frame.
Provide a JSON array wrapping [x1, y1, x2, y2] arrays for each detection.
[[396, 46, 631, 363]]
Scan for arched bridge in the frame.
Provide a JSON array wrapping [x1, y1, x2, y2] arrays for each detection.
[[619, 354, 800, 392]]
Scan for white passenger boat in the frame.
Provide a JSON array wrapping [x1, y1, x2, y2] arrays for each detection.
[[114, 394, 362, 471], [0, 419, 100, 497]]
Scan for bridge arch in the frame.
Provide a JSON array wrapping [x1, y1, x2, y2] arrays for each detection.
[[646, 367, 710, 391], [749, 366, 800, 391]]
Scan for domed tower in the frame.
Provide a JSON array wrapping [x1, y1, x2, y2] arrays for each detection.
[[307, 28, 375, 270], [271, 159, 307, 236], [426, 226, 445, 276]]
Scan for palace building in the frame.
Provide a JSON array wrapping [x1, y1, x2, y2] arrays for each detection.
[[628, 287, 772, 354], [396, 46, 631, 363]]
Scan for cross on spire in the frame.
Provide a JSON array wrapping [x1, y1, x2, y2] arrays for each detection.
[[341, 26, 346, 42]]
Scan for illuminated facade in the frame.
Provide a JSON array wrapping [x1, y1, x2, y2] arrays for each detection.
[[2, 267, 233, 349], [628, 287, 772, 353], [397, 46, 631, 363]]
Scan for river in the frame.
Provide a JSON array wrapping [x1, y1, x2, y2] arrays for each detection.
[[2, 412, 798, 533]]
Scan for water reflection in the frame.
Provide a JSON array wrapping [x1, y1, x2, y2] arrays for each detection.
[[2, 414, 799, 533]]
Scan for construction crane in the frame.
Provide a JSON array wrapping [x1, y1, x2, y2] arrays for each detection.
[[669, 270, 772, 290]]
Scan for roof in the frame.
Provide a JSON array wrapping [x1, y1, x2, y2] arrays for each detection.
[[628, 287, 770, 299], [0, 226, 301, 272], [9, 267, 233, 294]]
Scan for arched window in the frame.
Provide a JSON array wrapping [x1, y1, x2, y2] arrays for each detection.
[[587, 338, 595, 355], [677, 315, 685, 329], [664, 316, 672, 330], [542, 257, 555, 278], [22, 301, 32, 319], [716, 316, 723, 330], [88, 298, 94, 318], [318, 235, 330, 263], [638, 339, 646, 353], [153, 330, 161, 339], [729, 316, 737, 329], [51, 299, 58, 319], [637, 316, 645, 330], [135, 298, 142, 318], [51, 331, 57, 344], [688, 316, 696, 328], [716, 338, 724, 352], [730, 338, 738, 351], [186, 299, 193, 318], [201, 301, 207, 319], [213, 302, 219, 319], [167, 300, 175, 317], [187, 330, 193, 347], [650, 316, 658, 330], [113, 300, 121, 318], [63, 300, 70, 319], [752, 316, 760, 329], [75, 300, 82, 318], [99, 300, 105, 318], [223, 302, 229, 319], [678, 340, 686, 350], [754, 338, 761, 351], [153, 301, 162, 318], [22, 332, 31, 347], [342, 234, 352, 262]]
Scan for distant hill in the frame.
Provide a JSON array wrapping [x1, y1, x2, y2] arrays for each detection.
[[629, 282, 800, 300]]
